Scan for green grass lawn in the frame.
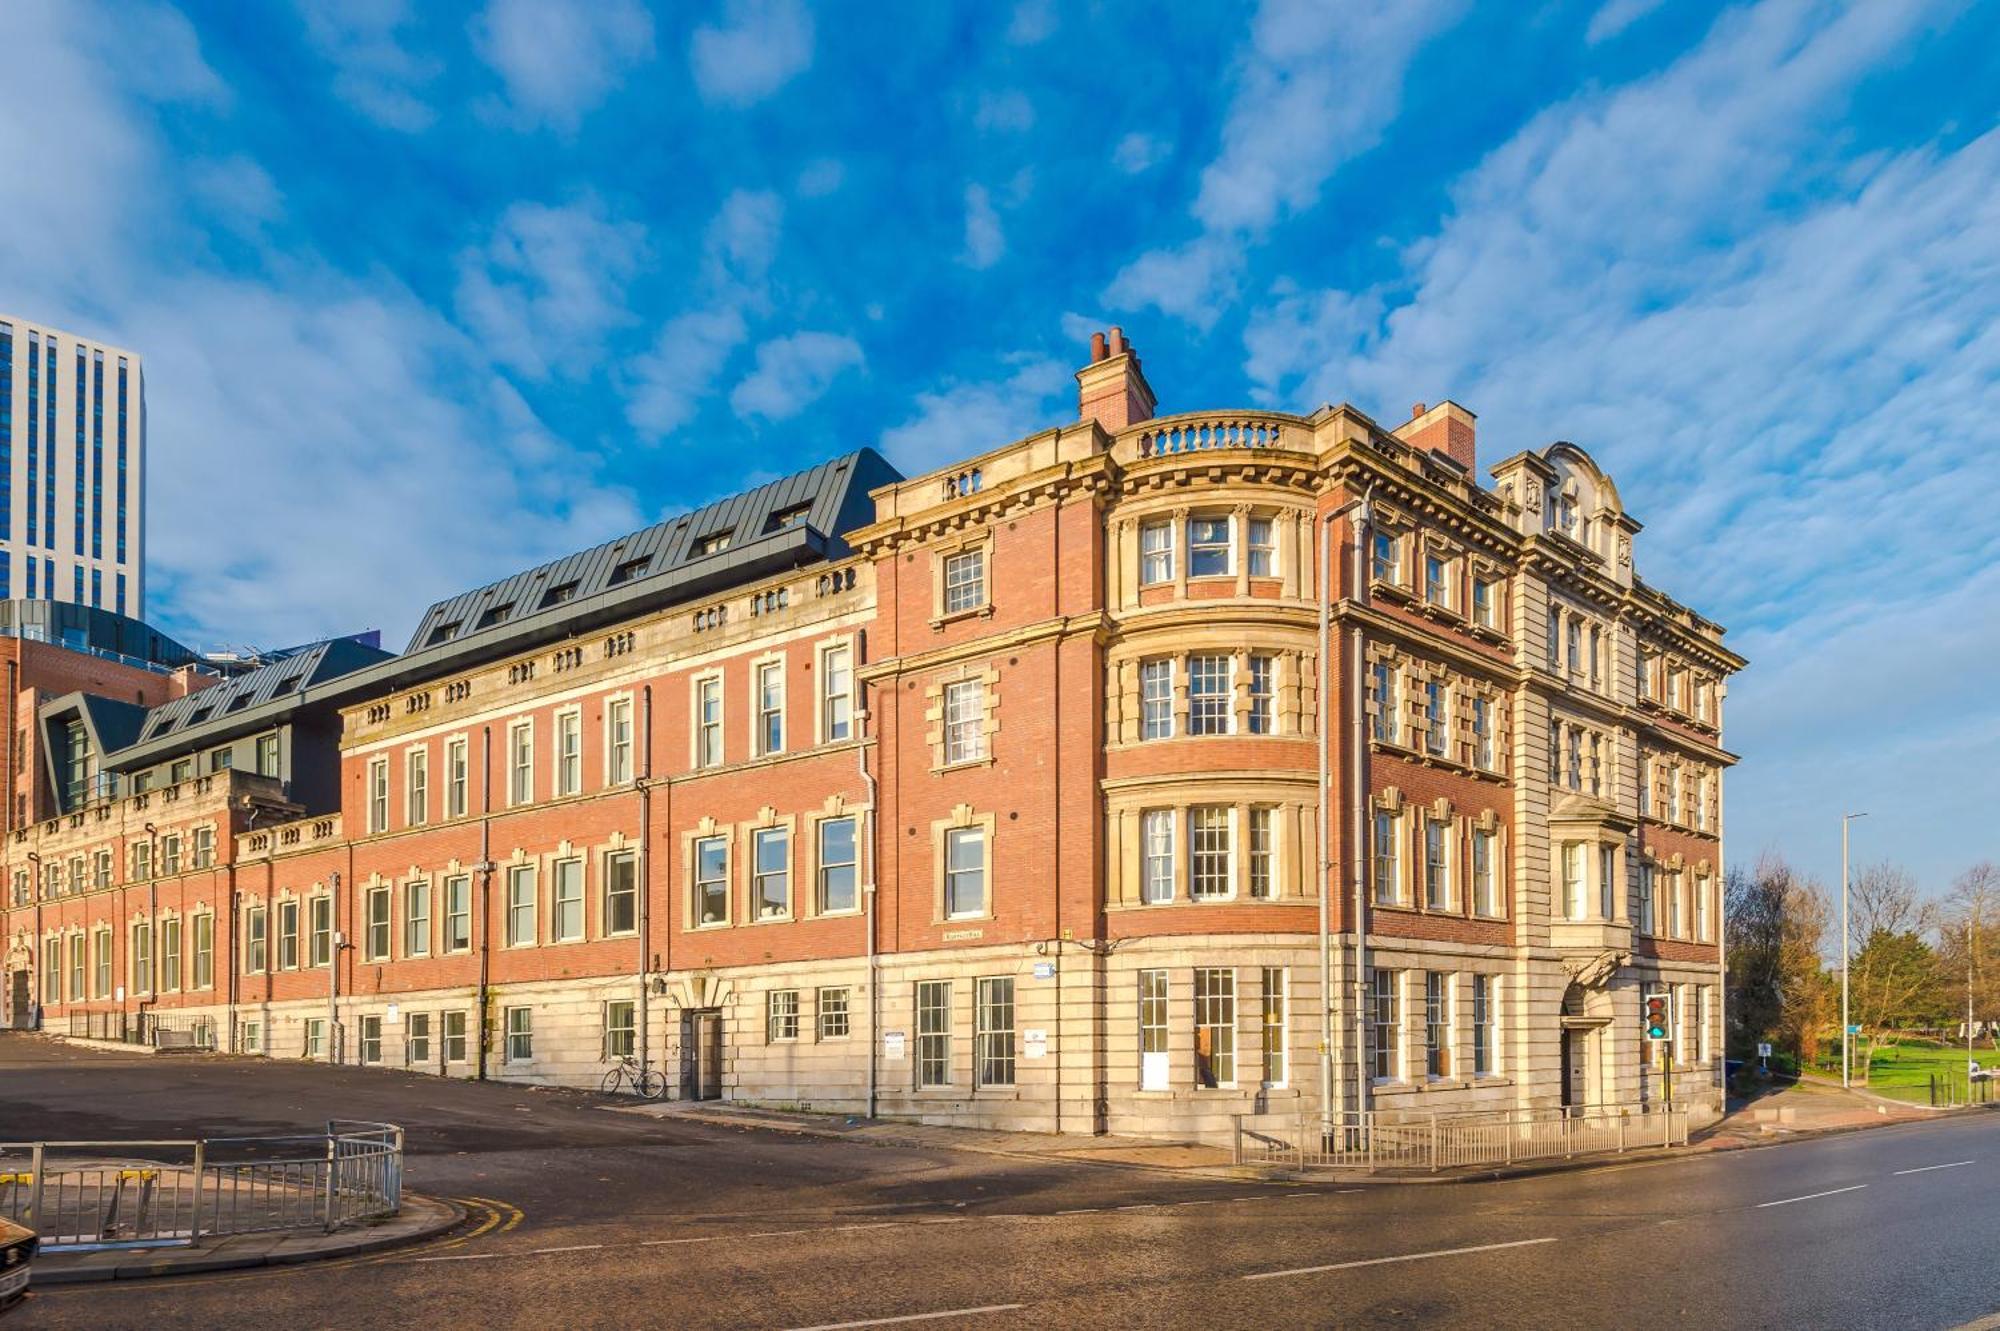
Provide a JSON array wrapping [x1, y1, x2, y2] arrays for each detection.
[[1858, 1038, 1991, 1101]]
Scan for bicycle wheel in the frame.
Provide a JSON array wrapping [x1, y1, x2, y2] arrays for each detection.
[[637, 1068, 665, 1099], [600, 1066, 626, 1095]]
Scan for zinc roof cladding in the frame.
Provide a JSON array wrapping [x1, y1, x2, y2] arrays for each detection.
[[402, 448, 900, 655], [130, 637, 395, 746]]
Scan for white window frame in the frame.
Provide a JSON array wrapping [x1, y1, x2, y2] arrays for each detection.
[[1139, 520, 1174, 585], [942, 547, 987, 614], [1186, 654, 1233, 736], [815, 817, 858, 915], [1139, 659, 1173, 740], [364, 885, 391, 962], [1188, 805, 1234, 901], [445, 735, 469, 818], [603, 849, 639, 936], [505, 864, 537, 947], [1186, 514, 1232, 578], [695, 674, 724, 769], [444, 874, 473, 953], [553, 857, 585, 941], [820, 643, 853, 744], [944, 826, 986, 920], [1141, 809, 1175, 905], [942, 679, 987, 765], [367, 756, 389, 833], [406, 747, 428, 827], [754, 659, 785, 757], [505, 1006, 533, 1063], [508, 720, 534, 807], [753, 827, 791, 921], [1246, 515, 1276, 577], [555, 708, 583, 797], [695, 835, 730, 926], [404, 879, 431, 958], [606, 696, 634, 786]]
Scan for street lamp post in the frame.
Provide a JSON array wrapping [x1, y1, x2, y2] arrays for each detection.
[[1841, 812, 1867, 1089]]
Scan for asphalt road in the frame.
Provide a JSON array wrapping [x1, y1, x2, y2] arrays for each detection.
[[4, 1035, 1999, 1330]]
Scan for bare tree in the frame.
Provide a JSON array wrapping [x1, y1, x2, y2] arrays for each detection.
[[1938, 862, 2000, 1047], [1845, 862, 1945, 1035], [1727, 853, 1835, 1061]]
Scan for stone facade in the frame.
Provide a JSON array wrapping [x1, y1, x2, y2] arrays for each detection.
[[0, 332, 1742, 1144]]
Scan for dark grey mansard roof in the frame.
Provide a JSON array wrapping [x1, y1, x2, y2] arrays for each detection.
[[131, 636, 397, 746], [402, 447, 900, 655]]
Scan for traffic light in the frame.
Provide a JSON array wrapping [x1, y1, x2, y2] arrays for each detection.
[[1643, 991, 1672, 1042]]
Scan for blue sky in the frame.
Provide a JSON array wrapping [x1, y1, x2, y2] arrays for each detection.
[[2, 0, 1995, 895]]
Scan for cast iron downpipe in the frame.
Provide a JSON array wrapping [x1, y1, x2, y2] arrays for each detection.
[[476, 726, 493, 1081]]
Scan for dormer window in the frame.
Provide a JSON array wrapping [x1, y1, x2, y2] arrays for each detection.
[[427, 621, 460, 647], [693, 531, 732, 556], [610, 555, 652, 585], [769, 504, 811, 531], [477, 601, 514, 629], [541, 580, 579, 609]]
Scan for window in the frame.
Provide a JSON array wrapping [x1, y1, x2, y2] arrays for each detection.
[[942, 548, 986, 613], [1666, 768, 1682, 823], [445, 875, 472, 952], [553, 858, 585, 941], [1424, 554, 1449, 607], [1566, 618, 1582, 675], [93, 926, 112, 998], [367, 756, 389, 832], [509, 721, 533, 805], [160, 834, 182, 876], [1139, 521, 1174, 585], [604, 1001, 635, 1058], [1141, 809, 1175, 904], [243, 1021, 264, 1055], [1261, 967, 1287, 1088], [816, 818, 857, 914], [818, 987, 850, 1039], [1473, 974, 1496, 1076], [1589, 626, 1603, 689], [696, 677, 723, 768], [506, 865, 536, 946], [1139, 969, 1169, 1089], [606, 697, 634, 785], [278, 900, 299, 970], [130, 840, 151, 882], [1472, 830, 1498, 917], [1187, 654, 1231, 735], [1189, 806, 1233, 899], [407, 1013, 432, 1066], [753, 828, 790, 920], [693, 530, 731, 556], [309, 896, 333, 967], [821, 645, 853, 743], [975, 977, 1015, 1087], [695, 836, 729, 925], [130, 920, 152, 994], [69, 934, 86, 1001], [1637, 864, 1656, 935], [1194, 967, 1235, 1088], [1471, 697, 1494, 771], [945, 827, 986, 919], [360, 1015, 383, 1065], [1562, 843, 1587, 920], [1139, 659, 1173, 739], [1248, 807, 1274, 899], [1697, 986, 1713, 1063], [405, 880, 431, 957], [1246, 516, 1275, 577], [171, 758, 192, 785], [1371, 531, 1400, 584], [446, 737, 469, 818], [443, 1010, 469, 1063], [1694, 872, 1711, 942], [767, 989, 800, 1042], [1372, 809, 1400, 904], [1424, 681, 1447, 756], [406, 749, 428, 826], [1367, 968, 1400, 1082], [505, 1007, 533, 1062], [604, 851, 638, 935], [245, 905, 268, 973], [93, 849, 112, 887], [1424, 818, 1450, 909], [304, 1018, 326, 1059], [942, 679, 987, 764], [916, 980, 952, 1087], [256, 732, 281, 777], [365, 886, 391, 961], [1667, 869, 1684, 937], [1472, 576, 1496, 629], [1247, 655, 1274, 734], [755, 660, 785, 756], [1187, 516, 1231, 576], [1694, 774, 1710, 832], [1546, 607, 1562, 668], [69, 857, 85, 894], [1600, 845, 1617, 921], [211, 748, 232, 773], [42, 938, 60, 1006], [1371, 663, 1399, 743], [1425, 972, 1453, 1078], [555, 710, 582, 797]]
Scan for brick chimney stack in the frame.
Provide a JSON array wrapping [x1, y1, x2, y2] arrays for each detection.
[[1393, 400, 1477, 472], [1075, 325, 1157, 432]]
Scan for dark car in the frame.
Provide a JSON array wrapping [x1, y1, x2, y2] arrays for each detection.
[[0, 1216, 34, 1315]]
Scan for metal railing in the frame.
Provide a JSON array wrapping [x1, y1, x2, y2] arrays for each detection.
[[0, 1121, 402, 1251], [64, 1010, 216, 1050], [1234, 1101, 1691, 1173]]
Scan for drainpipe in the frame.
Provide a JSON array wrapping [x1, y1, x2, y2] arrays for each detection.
[[477, 726, 493, 1081], [637, 686, 653, 1079], [855, 630, 879, 1121], [1348, 492, 1375, 1116], [326, 870, 341, 1062]]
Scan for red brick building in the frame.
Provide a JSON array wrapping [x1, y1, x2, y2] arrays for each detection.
[[0, 333, 1742, 1141]]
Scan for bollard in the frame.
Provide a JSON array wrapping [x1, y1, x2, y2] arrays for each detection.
[[190, 1140, 206, 1241]]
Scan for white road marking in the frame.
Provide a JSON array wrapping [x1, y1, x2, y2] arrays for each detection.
[[1244, 1236, 1557, 1281], [1756, 1184, 1868, 1208], [779, 1303, 1026, 1331], [641, 1235, 729, 1247], [1893, 1161, 1973, 1176], [1054, 1208, 1099, 1215], [527, 1244, 604, 1254], [412, 1253, 500, 1263]]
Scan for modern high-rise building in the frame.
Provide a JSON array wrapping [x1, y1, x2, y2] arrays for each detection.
[[0, 314, 145, 618]]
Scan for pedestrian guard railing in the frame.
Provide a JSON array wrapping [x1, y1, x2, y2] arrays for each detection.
[[1234, 1101, 1692, 1172], [0, 1120, 402, 1250]]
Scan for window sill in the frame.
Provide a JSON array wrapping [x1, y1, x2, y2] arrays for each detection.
[[932, 756, 994, 775], [747, 914, 795, 927], [1372, 579, 1414, 603], [930, 605, 995, 631]]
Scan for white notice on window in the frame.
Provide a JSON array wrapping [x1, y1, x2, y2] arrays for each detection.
[[386, 1004, 400, 1024], [1023, 1029, 1048, 1059], [883, 1031, 906, 1060]]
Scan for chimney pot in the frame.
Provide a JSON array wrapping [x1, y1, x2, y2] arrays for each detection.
[[1412, 402, 1427, 420], [1090, 331, 1108, 363], [1108, 326, 1127, 356]]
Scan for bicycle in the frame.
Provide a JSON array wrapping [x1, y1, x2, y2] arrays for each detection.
[[600, 1053, 665, 1099]]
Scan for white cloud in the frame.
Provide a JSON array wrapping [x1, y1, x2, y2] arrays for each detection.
[[878, 355, 1069, 474], [472, 0, 654, 131], [704, 189, 785, 298], [296, 0, 438, 130], [973, 89, 1036, 134], [454, 196, 646, 381], [1005, 0, 1056, 45], [690, 0, 814, 107], [796, 158, 846, 198], [1241, 0, 1995, 890], [622, 308, 750, 439], [1585, 0, 1668, 44], [186, 156, 283, 231], [729, 332, 864, 422], [1106, 0, 1464, 322], [1112, 132, 1170, 174], [961, 184, 1005, 270]]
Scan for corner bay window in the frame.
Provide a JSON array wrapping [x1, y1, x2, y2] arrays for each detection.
[[1139, 521, 1174, 585], [1141, 809, 1174, 904], [1194, 968, 1235, 1088], [1187, 654, 1231, 735], [1187, 516, 1231, 577], [1139, 659, 1172, 739], [1188, 806, 1232, 899]]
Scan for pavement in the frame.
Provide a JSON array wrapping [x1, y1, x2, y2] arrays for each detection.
[[6, 1033, 2000, 1329]]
